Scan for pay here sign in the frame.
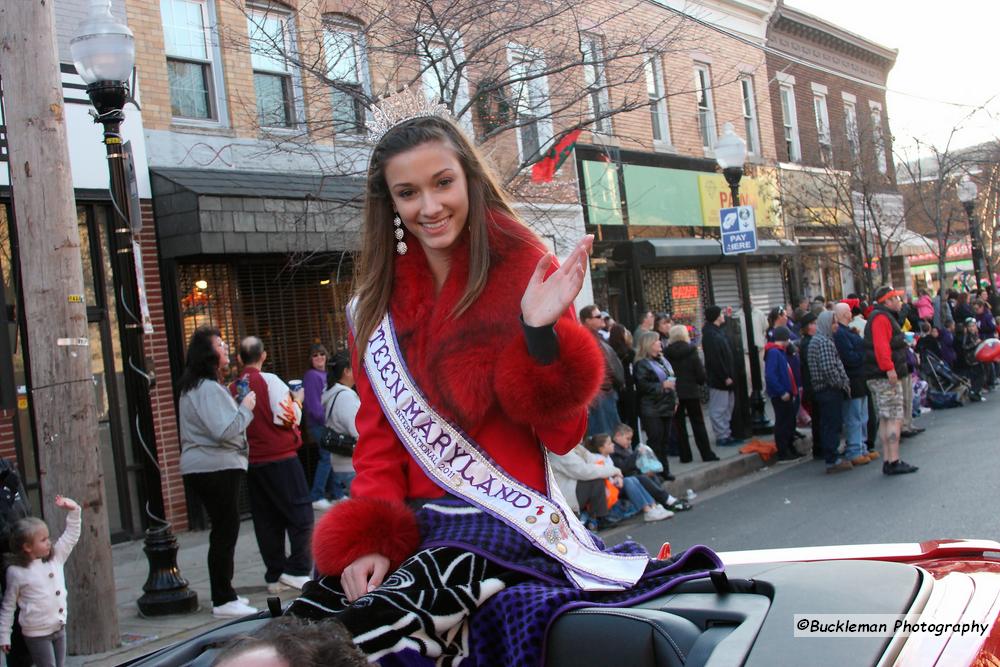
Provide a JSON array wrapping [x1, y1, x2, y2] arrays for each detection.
[[720, 206, 757, 255]]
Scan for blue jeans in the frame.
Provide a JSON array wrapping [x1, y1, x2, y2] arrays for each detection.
[[308, 425, 336, 502], [621, 476, 655, 509], [329, 471, 355, 500], [587, 391, 620, 437], [842, 396, 868, 461]]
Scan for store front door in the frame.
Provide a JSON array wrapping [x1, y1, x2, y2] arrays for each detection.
[[1, 201, 142, 540], [78, 203, 143, 541]]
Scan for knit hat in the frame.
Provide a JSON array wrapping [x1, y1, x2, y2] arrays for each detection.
[[772, 326, 792, 342], [705, 305, 722, 323]]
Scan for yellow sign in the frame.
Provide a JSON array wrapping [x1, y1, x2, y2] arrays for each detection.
[[17, 395, 27, 411], [698, 173, 779, 228]]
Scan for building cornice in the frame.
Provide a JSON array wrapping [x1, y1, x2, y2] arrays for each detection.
[[771, 3, 897, 67]]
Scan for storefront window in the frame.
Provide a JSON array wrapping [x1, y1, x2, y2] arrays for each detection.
[[0, 203, 41, 513], [177, 258, 354, 385], [669, 269, 704, 333], [581, 160, 624, 227]]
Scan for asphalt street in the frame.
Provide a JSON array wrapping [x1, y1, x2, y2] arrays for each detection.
[[605, 395, 1000, 557]]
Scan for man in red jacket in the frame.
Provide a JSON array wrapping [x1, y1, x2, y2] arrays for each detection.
[[232, 337, 315, 593], [862, 287, 918, 475]]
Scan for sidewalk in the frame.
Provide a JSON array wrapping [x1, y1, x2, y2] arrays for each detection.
[[67, 520, 280, 666], [68, 437, 779, 665]]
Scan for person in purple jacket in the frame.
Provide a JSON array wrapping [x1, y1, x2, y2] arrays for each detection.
[[939, 319, 958, 368], [303, 344, 336, 511]]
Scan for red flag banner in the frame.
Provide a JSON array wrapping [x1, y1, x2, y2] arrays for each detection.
[[530, 128, 583, 183]]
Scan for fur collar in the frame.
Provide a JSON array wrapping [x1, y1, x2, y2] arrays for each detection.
[[389, 211, 545, 427]]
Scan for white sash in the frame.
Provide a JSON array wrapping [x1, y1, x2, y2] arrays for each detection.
[[356, 311, 648, 591]]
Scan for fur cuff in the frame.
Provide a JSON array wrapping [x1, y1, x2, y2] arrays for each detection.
[[494, 319, 603, 425], [312, 497, 422, 576]]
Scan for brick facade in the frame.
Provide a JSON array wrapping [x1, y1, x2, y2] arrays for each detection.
[[765, 10, 896, 179], [128, 0, 778, 189], [138, 202, 189, 530]]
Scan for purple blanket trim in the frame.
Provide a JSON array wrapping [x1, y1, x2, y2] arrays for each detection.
[[416, 503, 722, 667]]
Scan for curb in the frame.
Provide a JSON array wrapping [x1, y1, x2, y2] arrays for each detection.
[[668, 451, 769, 497]]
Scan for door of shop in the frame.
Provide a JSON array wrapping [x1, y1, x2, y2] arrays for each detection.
[[78, 203, 143, 541], [709, 265, 741, 311], [747, 262, 786, 312], [0, 202, 142, 540]]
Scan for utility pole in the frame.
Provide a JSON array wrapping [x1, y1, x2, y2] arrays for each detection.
[[0, 0, 120, 655]]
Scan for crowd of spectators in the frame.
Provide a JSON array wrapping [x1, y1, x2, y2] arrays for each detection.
[[556, 283, 1000, 525]]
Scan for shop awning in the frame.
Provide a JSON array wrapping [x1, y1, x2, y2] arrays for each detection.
[[894, 231, 935, 257], [611, 237, 799, 266], [151, 168, 364, 258]]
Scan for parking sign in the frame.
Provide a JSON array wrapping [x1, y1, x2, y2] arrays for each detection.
[[720, 205, 757, 255]]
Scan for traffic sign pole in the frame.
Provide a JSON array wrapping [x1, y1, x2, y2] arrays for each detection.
[[722, 169, 772, 435]]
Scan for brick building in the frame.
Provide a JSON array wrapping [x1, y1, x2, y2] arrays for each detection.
[[121, 0, 795, 526], [764, 1, 906, 300], [575, 0, 797, 332], [5, 0, 913, 536]]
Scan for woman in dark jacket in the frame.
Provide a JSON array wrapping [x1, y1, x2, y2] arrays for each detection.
[[664, 325, 719, 463], [633, 331, 678, 474], [608, 323, 639, 434]]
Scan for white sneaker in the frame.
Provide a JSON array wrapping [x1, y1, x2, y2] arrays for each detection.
[[312, 499, 334, 511], [212, 599, 258, 618], [266, 580, 291, 594], [654, 505, 675, 520], [643, 508, 667, 522], [236, 595, 249, 605], [278, 573, 311, 590]]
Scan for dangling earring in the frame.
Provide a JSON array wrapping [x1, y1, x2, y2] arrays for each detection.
[[393, 214, 407, 255]]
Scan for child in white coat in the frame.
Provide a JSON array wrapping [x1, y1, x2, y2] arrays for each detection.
[[0, 495, 81, 667]]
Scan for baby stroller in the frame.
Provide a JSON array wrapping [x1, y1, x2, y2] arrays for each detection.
[[920, 351, 970, 407]]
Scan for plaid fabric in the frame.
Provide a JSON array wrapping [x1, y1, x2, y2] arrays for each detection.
[[808, 335, 850, 394]]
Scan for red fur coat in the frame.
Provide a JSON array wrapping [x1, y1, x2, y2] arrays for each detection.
[[312, 212, 603, 576]]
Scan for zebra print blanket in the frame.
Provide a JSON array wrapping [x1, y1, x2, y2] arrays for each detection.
[[287, 499, 721, 666]]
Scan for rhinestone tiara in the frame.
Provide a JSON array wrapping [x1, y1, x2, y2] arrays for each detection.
[[366, 86, 451, 145]]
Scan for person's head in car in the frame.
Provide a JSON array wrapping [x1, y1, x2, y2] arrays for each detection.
[[213, 618, 365, 667]]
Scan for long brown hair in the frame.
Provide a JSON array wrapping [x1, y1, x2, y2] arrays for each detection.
[[351, 114, 522, 347]]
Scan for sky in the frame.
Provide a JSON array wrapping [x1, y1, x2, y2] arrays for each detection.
[[783, 0, 999, 158]]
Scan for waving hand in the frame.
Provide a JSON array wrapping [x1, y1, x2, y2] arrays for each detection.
[[521, 235, 594, 328]]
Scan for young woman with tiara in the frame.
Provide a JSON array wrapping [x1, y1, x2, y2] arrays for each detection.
[[286, 90, 721, 665]]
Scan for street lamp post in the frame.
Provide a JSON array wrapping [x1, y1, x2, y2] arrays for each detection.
[[72, 0, 198, 616], [715, 123, 772, 435], [957, 175, 986, 290]]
